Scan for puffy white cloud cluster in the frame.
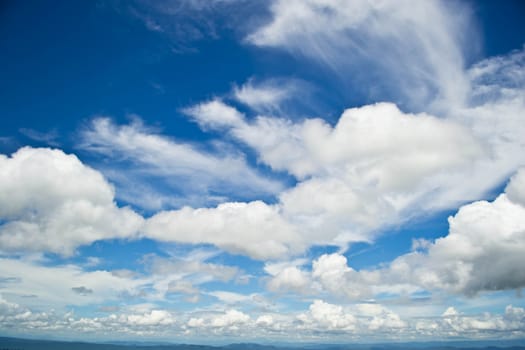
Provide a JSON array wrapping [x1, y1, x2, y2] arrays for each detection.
[[268, 168, 525, 299], [266, 266, 310, 293], [144, 201, 302, 260], [415, 305, 525, 338], [4, 293, 523, 341], [391, 168, 525, 296], [0, 147, 143, 255], [0, 295, 177, 338], [298, 300, 356, 331], [122, 309, 175, 327]]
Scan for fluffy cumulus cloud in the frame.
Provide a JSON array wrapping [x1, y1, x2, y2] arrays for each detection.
[[285, 167, 525, 300], [144, 201, 302, 260], [298, 300, 357, 331], [415, 305, 525, 338], [198, 102, 480, 181], [399, 168, 525, 295], [266, 266, 310, 293], [0, 147, 143, 255], [0, 295, 178, 339], [311, 253, 376, 300]]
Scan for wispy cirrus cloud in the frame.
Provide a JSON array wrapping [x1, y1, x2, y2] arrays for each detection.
[[79, 117, 284, 210], [121, 0, 268, 53], [247, 0, 476, 112]]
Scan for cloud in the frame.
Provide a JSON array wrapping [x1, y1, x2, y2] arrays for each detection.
[[370, 168, 525, 297], [293, 168, 525, 300], [266, 266, 310, 294], [124, 0, 266, 53], [71, 286, 94, 296], [1, 292, 524, 341], [506, 167, 525, 206], [186, 100, 486, 249], [298, 300, 356, 331], [406, 171, 525, 295], [0, 147, 143, 255], [184, 99, 245, 130], [167, 280, 199, 295], [232, 78, 308, 113], [123, 309, 175, 326], [80, 117, 283, 210], [144, 201, 302, 260], [312, 253, 375, 300], [221, 101, 481, 184], [183, 42, 525, 255], [143, 252, 242, 301], [0, 257, 147, 310], [247, 0, 474, 110]]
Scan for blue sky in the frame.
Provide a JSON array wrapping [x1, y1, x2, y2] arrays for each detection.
[[1, 0, 525, 344]]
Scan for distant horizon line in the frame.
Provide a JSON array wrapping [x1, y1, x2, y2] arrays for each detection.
[[1, 335, 525, 349]]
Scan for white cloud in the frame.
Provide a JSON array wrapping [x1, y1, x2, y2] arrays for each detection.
[[303, 167, 525, 299], [0, 147, 143, 255], [209, 291, 253, 305], [247, 0, 473, 110], [312, 253, 376, 300], [183, 43, 525, 254], [80, 117, 283, 209], [414, 193, 525, 295], [210, 309, 250, 328], [228, 102, 481, 186], [124, 309, 175, 326], [266, 266, 310, 294], [1, 292, 524, 341], [147, 253, 240, 283], [366, 168, 525, 297], [298, 300, 356, 331], [139, 252, 242, 302], [232, 78, 306, 113], [255, 314, 274, 327], [186, 100, 486, 249], [167, 280, 199, 295], [0, 249, 246, 313], [144, 201, 302, 260], [506, 168, 525, 207], [184, 99, 245, 130]]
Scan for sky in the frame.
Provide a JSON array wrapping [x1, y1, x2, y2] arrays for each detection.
[[1, 0, 525, 344]]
